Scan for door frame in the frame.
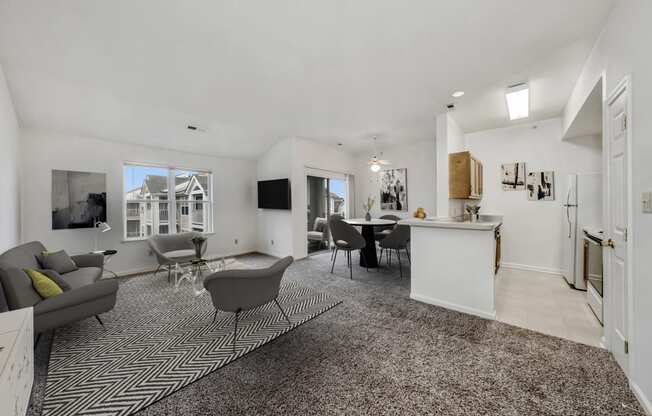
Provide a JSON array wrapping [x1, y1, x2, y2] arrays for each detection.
[[304, 167, 352, 257], [603, 74, 634, 375]]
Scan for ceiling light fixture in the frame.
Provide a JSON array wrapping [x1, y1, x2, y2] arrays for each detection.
[[452, 91, 465, 98], [505, 83, 529, 121], [368, 136, 391, 172]]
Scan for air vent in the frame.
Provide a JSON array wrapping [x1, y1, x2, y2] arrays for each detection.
[[187, 124, 207, 132]]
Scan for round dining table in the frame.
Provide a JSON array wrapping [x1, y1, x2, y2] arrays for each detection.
[[343, 218, 398, 268]]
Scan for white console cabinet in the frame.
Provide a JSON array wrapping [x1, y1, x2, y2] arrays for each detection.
[[0, 307, 34, 416]]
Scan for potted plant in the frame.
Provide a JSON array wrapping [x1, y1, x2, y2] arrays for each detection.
[[362, 196, 375, 221]]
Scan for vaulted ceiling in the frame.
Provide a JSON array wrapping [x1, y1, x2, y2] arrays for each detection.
[[0, 0, 613, 158]]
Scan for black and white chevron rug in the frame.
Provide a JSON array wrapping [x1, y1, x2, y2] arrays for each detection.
[[42, 264, 341, 416]]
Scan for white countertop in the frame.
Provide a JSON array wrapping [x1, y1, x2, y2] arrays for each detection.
[[399, 214, 502, 231]]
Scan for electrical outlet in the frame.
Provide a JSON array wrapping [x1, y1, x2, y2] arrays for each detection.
[[642, 192, 652, 213], [234, 238, 238, 245]]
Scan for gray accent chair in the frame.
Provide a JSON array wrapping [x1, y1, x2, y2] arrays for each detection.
[[379, 224, 411, 278], [329, 218, 367, 279], [374, 214, 401, 241], [203, 256, 294, 352], [0, 241, 119, 335], [148, 232, 207, 282], [307, 217, 329, 250]]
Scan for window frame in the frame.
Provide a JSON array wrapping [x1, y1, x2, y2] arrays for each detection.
[[122, 162, 214, 241]]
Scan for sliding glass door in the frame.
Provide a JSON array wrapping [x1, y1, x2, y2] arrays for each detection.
[[306, 173, 349, 255]]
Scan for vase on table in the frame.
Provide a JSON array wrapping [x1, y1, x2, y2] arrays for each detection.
[[362, 196, 375, 222], [191, 236, 207, 259]]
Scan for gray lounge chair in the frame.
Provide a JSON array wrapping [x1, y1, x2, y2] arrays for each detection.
[[148, 232, 206, 282], [307, 217, 329, 250], [0, 241, 118, 335], [203, 256, 294, 352]]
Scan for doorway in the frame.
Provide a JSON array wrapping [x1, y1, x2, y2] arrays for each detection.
[[306, 173, 348, 255]]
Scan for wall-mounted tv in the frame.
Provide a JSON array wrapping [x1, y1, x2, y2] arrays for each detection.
[[257, 179, 291, 210]]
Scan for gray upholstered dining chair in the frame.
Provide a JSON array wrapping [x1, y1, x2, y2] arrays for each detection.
[[374, 214, 401, 241], [379, 224, 411, 278], [329, 218, 367, 279], [203, 256, 294, 352], [327, 214, 344, 258], [147, 232, 206, 282]]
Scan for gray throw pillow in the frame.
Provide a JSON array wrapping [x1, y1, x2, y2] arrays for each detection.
[[39, 250, 78, 274], [38, 269, 72, 291]]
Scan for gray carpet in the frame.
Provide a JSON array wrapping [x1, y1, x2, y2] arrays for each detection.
[[29, 251, 642, 416], [41, 271, 340, 416]]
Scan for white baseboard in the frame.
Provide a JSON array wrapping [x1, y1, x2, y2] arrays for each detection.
[[410, 293, 496, 320], [630, 380, 652, 415], [501, 262, 563, 276]]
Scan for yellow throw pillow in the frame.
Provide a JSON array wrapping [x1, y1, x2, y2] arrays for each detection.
[[24, 268, 64, 298]]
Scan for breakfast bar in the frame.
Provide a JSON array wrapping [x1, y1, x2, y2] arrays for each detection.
[[399, 215, 502, 319]]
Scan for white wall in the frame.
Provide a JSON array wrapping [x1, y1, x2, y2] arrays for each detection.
[[0, 64, 20, 252], [446, 114, 466, 217], [20, 129, 258, 274], [256, 138, 294, 258], [291, 138, 356, 259], [435, 113, 466, 217], [256, 137, 357, 260], [355, 139, 436, 220], [563, 1, 652, 410], [465, 118, 602, 273]]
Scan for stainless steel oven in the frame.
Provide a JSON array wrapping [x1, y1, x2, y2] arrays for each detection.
[[583, 229, 604, 324]]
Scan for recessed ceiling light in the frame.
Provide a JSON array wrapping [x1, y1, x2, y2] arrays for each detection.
[[452, 91, 465, 98], [505, 83, 529, 121]]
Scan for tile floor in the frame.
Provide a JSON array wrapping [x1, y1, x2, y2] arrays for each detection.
[[495, 267, 604, 348]]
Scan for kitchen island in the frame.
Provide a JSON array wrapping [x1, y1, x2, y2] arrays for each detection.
[[399, 215, 502, 319]]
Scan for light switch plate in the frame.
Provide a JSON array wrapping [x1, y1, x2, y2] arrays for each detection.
[[642, 192, 652, 213]]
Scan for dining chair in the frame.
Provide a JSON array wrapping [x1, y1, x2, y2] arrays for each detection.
[[374, 214, 401, 241], [379, 224, 411, 278], [328, 214, 345, 260], [328, 218, 367, 279]]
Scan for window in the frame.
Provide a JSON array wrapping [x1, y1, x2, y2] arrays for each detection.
[[123, 164, 213, 240]]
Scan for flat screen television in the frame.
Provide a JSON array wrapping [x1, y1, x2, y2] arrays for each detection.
[[257, 179, 291, 210]]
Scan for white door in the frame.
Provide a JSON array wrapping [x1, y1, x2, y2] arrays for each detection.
[[606, 80, 629, 373]]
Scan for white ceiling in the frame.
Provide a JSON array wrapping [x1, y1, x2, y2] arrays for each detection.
[[0, 0, 613, 158]]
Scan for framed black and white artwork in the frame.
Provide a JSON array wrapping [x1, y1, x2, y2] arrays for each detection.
[[52, 169, 107, 229], [501, 162, 526, 190], [380, 168, 408, 211], [526, 171, 555, 201]]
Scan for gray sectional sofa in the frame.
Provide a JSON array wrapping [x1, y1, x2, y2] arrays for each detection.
[[0, 241, 119, 334]]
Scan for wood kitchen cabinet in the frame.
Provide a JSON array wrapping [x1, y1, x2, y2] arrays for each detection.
[[449, 151, 483, 199]]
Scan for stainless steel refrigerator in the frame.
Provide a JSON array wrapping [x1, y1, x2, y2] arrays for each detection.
[[561, 173, 602, 290]]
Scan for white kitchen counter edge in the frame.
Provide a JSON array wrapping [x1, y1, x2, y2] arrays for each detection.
[[398, 218, 502, 231], [410, 293, 497, 320]]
